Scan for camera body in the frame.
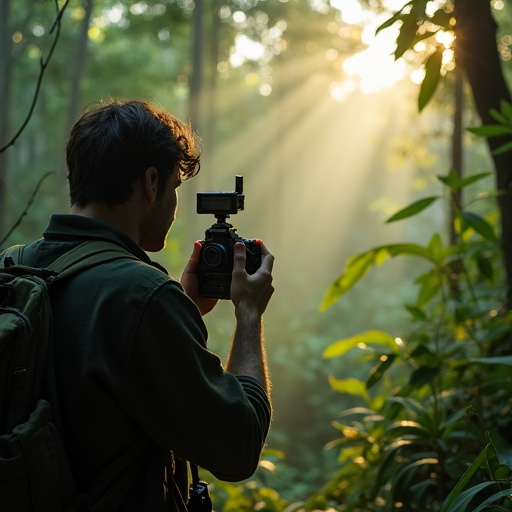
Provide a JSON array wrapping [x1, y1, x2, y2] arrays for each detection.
[[197, 176, 261, 299]]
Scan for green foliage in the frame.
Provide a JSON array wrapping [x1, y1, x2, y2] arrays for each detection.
[[376, 0, 465, 113], [316, 168, 512, 510], [468, 100, 512, 155]]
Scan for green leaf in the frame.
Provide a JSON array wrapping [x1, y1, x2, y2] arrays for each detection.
[[492, 140, 512, 155], [416, 269, 440, 306], [473, 487, 512, 512], [395, 11, 419, 59], [328, 376, 369, 400], [386, 196, 439, 222], [387, 396, 428, 418], [444, 482, 497, 512], [323, 330, 397, 358], [490, 109, 508, 124], [376, 12, 408, 35], [469, 356, 512, 367], [376, 1, 413, 35], [405, 304, 427, 321], [440, 446, 490, 512], [418, 47, 443, 112], [428, 8, 452, 29], [320, 244, 436, 311], [460, 211, 498, 242], [366, 354, 396, 390], [476, 254, 494, 282], [456, 172, 492, 190], [410, 345, 437, 366], [261, 448, 286, 459], [500, 99, 512, 123], [427, 232, 444, 264], [467, 125, 512, 137], [320, 249, 379, 311], [482, 324, 512, 344], [439, 171, 491, 191], [409, 365, 439, 388], [437, 168, 458, 189], [386, 420, 430, 439]]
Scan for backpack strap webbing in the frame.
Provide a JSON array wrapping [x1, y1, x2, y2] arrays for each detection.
[[46, 240, 140, 279], [2, 240, 140, 279]]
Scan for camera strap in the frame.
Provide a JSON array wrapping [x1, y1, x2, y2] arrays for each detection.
[[187, 463, 212, 512]]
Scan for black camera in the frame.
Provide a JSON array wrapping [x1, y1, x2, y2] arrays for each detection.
[[197, 176, 261, 299]]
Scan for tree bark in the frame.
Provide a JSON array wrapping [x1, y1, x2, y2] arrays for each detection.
[[0, 0, 12, 239], [189, 0, 204, 133], [58, 0, 94, 210], [454, 0, 512, 308]]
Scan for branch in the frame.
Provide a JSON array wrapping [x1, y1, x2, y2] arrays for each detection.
[[0, 171, 54, 247], [0, 0, 70, 153]]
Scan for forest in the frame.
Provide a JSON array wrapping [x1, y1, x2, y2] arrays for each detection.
[[2, 0, 512, 510]]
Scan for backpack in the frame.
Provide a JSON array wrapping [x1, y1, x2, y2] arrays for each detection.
[[0, 240, 146, 512]]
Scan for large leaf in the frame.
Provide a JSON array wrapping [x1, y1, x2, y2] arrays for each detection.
[[386, 196, 439, 223], [438, 171, 491, 191], [415, 269, 441, 306], [376, 1, 413, 34], [472, 487, 512, 512], [395, 11, 419, 59], [469, 356, 512, 367], [321, 244, 435, 311], [409, 365, 439, 388], [501, 99, 512, 123], [323, 330, 397, 358], [328, 376, 369, 400], [440, 446, 490, 512], [467, 125, 512, 137], [418, 46, 443, 112], [385, 420, 430, 439], [429, 8, 452, 29], [493, 140, 512, 155], [387, 396, 428, 418], [366, 354, 396, 390], [460, 211, 498, 242], [443, 482, 497, 512], [490, 100, 512, 124]]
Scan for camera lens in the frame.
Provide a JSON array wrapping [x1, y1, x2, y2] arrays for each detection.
[[202, 244, 227, 269]]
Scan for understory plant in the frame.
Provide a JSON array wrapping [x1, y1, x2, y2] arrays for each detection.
[[311, 168, 512, 511]]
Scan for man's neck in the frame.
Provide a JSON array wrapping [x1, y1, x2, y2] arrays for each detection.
[[70, 202, 140, 245]]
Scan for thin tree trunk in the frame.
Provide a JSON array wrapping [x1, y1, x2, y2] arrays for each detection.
[[189, 0, 203, 133], [202, 0, 221, 187], [183, 0, 204, 244], [58, 0, 93, 210], [454, 0, 512, 308], [0, 0, 12, 239]]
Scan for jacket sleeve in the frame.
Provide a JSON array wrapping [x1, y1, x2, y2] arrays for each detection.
[[118, 279, 272, 482]]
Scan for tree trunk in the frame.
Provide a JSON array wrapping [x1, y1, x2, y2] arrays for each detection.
[[0, 0, 12, 240], [189, 0, 204, 133], [454, 0, 512, 308], [182, 0, 204, 244], [202, 0, 221, 189], [58, 0, 94, 210]]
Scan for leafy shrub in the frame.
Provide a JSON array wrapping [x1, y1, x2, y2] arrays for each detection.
[[313, 168, 512, 511]]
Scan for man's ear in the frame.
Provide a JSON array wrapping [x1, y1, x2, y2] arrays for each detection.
[[142, 167, 159, 203]]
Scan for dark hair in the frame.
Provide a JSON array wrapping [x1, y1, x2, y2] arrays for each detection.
[[67, 99, 201, 207]]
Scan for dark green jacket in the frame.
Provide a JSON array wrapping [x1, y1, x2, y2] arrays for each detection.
[[23, 214, 272, 511]]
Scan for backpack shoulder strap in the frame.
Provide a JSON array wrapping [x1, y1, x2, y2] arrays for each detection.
[[46, 240, 140, 280]]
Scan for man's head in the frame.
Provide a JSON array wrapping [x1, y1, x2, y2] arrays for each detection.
[[67, 99, 200, 208]]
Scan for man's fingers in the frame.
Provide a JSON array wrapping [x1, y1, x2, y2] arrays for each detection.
[[233, 242, 247, 272], [258, 241, 274, 273], [181, 241, 202, 280]]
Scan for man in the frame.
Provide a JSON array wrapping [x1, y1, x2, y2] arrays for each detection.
[[22, 99, 275, 510]]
